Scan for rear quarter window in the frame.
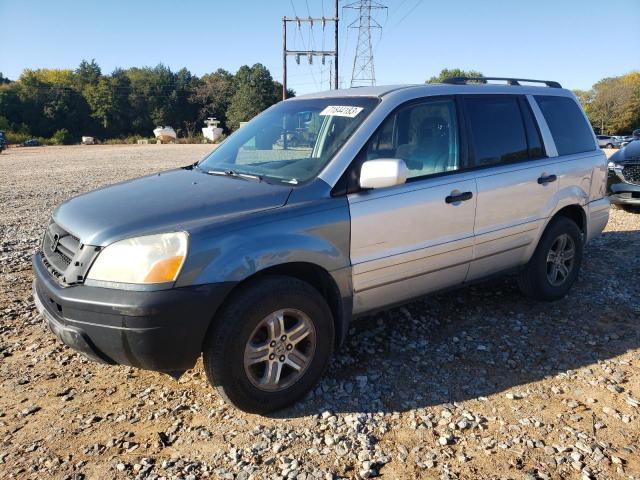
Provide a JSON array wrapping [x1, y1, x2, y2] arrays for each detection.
[[534, 95, 596, 156]]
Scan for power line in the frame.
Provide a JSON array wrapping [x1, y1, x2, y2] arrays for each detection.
[[339, 17, 350, 88], [289, 0, 299, 17], [281, 1, 340, 99], [388, 0, 422, 31]]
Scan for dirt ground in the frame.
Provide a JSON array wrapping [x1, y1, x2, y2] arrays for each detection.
[[0, 145, 638, 480]]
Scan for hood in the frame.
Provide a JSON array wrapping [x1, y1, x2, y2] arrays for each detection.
[[53, 168, 292, 245], [610, 140, 640, 164]]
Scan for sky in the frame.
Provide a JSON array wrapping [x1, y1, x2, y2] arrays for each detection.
[[1, 0, 639, 94]]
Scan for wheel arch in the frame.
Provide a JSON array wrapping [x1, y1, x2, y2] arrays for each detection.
[[552, 204, 587, 235], [522, 203, 587, 266], [202, 262, 351, 352]]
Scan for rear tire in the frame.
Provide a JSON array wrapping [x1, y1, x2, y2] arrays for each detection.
[[203, 275, 334, 413], [517, 216, 583, 301], [606, 143, 614, 149]]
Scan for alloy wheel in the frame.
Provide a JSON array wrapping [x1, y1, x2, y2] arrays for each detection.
[[243, 309, 316, 392], [546, 233, 576, 286]]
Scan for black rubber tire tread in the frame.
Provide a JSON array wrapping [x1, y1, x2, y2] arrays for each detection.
[[203, 275, 334, 414], [621, 205, 640, 214], [517, 216, 583, 301]]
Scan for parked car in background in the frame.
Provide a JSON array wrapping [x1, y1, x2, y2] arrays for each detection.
[[22, 138, 40, 147], [33, 77, 609, 412], [596, 135, 620, 149], [608, 138, 640, 213], [621, 129, 640, 147], [0, 131, 6, 153]]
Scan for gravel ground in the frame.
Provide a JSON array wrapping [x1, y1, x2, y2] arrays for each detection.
[[0, 145, 639, 480]]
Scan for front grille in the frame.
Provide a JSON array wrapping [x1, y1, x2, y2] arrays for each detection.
[[41, 222, 81, 283], [622, 163, 640, 184], [39, 220, 101, 286]]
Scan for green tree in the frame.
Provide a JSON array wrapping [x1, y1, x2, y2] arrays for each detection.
[[125, 64, 187, 134], [107, 69, 133, 137], [172, 67, 200, 136], [75, 59, 102, 89], [427, 68, 484, 84], [51, 128, 72, 145], [226, 64, 282, 130], [190, 68, 236, 130], [16, 68, 90, 138], [0, 61, 287, 139], [84, 77, 114, 131], [577, 72, 640, 134], [0, 83, 23, 131]]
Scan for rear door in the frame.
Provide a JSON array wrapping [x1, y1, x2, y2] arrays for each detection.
[[347, 97, 477, 314], [461, 94, 560, 280], [533, 94, 605, 207]]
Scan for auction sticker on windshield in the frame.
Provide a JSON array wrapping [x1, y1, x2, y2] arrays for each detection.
[[319, 105, 364, 118]]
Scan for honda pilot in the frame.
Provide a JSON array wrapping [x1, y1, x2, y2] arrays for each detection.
[[33, 77, 610, 413]]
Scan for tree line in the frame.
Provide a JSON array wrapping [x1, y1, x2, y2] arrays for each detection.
[[1, 63, 637, 144], [0, 60, 291, 143], [574, 72, 640, 135]]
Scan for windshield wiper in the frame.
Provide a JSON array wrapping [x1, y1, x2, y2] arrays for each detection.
[[206, 169, 262, 182]]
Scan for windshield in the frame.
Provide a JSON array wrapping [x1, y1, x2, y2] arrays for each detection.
[[197, 97, 378, 184]]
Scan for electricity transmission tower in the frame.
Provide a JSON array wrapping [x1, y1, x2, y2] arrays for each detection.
[[344, 0, 386, 87]]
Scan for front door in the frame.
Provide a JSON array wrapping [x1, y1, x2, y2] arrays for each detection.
[[347, 97, 477, 314]]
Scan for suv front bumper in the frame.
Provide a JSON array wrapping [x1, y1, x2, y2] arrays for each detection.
[[32, 253, 233, 376], [608, 170, 640, 205], [608, 183, 640, 205]]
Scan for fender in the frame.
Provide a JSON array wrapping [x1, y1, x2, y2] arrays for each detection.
[[547, 184, 589, 213], [523, 185, 589, 262], [175, 194, 353, 299]]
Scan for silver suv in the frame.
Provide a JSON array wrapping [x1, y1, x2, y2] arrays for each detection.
[[33, 77, 609, 412], [596, 135, 620, 149]]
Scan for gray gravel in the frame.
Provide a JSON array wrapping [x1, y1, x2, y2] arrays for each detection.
[[1, 145, 639, 479]]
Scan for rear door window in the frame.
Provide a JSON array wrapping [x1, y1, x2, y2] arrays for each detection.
[[534, 95, 596, 156], [463, 96, 529, 167]]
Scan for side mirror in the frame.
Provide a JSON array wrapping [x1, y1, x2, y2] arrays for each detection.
[[359, 158, 408, 189]]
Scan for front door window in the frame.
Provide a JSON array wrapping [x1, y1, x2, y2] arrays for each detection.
[[366, 98, 459, 179]]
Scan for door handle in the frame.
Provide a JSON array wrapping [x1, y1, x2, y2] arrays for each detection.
[[445, 191, 473, 204], [537, 174, 557, 185]]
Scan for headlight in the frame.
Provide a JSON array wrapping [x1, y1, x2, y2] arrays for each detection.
[[86, 232, 188, 284]]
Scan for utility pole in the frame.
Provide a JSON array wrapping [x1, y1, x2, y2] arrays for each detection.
[[282, 0, 339, 100], [282, 17, 287, 101], [328, 60, 333, 90], [334, 0, 339, 90], [344, 0, 386, 87]]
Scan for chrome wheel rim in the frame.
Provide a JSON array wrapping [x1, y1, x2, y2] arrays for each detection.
[[546, 233, 575, 286], [243, 309, 316, 392]]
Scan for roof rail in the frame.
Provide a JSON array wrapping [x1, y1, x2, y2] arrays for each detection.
[[442, 77, 562, 88]]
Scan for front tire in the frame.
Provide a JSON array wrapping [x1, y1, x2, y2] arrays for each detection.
[[517, 216, 583, 301], [203, 275, 334, 413]]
